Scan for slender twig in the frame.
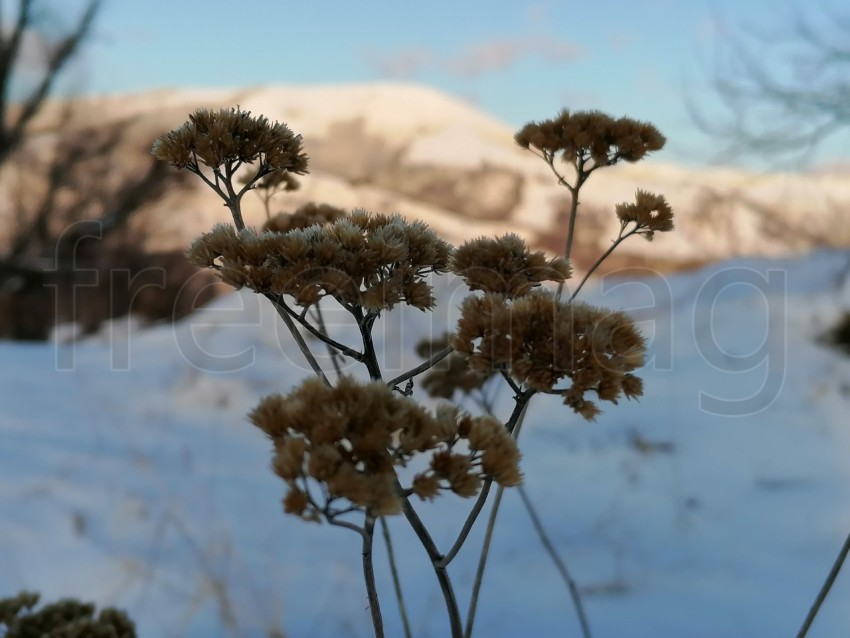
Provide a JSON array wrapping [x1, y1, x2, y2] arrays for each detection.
[[797, 530, 850, 638], [465, 399, 530, 637], [353, 306, 383, 381], [518, 484, 592, 638], [362, 515, 385, 638], [498, 369, 521, 396], [275, 294, 364, 361], [437, 392, 532, 569], [205, 163, 331, 385], [379, 517, 413, 638], [399, 492, 463, 638], [436, 479, 493, 569], [312, 302, 345, 378], [569, 225, 636, 302], [464, 482, 503, 638], [264, 294, 330, 386], [387, 345, 453, 389]]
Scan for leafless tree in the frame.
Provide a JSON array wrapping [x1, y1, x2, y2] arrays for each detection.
[[690, 1, 850, 165], [0, 0, 101, 166], [0, 1, 218, 339]]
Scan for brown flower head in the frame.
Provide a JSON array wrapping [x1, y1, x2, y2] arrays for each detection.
[[262, 202, 348, 234], [152, 107, 309, 174], [615, 190, 674, 240], [514, 109, 665, 168], [415, 333, 492, 400], [453, 291, 646, 420], [245, 168, 301, 193], [188, 209, 452, 311], [451, 234, 571, 298], [249, 377, 522, 519]]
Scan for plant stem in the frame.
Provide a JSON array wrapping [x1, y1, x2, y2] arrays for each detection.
[[465, 399, 530, 637], [312, 302, 345, 379], [353, 306, 383, 381], [797, 530, 850, 638], [438, 391, 532, 569], [464, 483, 503, 638], [563, 182, 581, 262], [265, 294, 330, 386], [436, 480, 493, 568], [379, 517, 413, 638], [362, 515, 385, 638], [568, 227, 635, 303], [518, 484, 592, 638], [277, 295, 364, 361], [387, 346, 453, 389], [400, 492, 464, 638]]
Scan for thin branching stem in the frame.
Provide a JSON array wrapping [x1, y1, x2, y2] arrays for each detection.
[[264, 294, 330, 386], [362, 515, 385, 638], [399, 491, 463, 638], [352, 306, 383, 381], [387, 345, 453, 389], [568, 225, 637, 302], [275, 295, 364, 361], [379, 517, 413, 638], [435, 479, 493, 569], [464, 483, 503, 638], [797, 530, 850, 638], [312, 302, 346, 379], [465, 398, 530, 637], [206, 163, 331, 385], [437, 391, 532, 569], [518, 485, 592, 638]]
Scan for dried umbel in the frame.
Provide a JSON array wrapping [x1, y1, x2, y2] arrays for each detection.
[[453, 291, 646, 420], [0, 591, 136, 638], [615, 189, 674, 240], [514, 109, 665, 167], [415, 333, 492, 400], [247, 168, 301, 193], [249, 377, 521, 519], [262, 202, 348, 234], [451, 234, 572, 298], [187, 210, 452, 311], [152, 107, 309, 174]]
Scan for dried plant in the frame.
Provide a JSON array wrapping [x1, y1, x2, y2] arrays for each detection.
[[0, 591, 136, 638], [154, 104, 672, 638]]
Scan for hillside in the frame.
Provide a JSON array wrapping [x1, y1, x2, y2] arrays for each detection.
[[4, 82, 850, 275]]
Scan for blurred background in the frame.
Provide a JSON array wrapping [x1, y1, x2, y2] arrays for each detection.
[[1, 0, 849, 339], [2, 1, 850, 637]]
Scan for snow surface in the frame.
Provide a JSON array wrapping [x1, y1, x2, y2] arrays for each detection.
[[3, 249, 850, 637]]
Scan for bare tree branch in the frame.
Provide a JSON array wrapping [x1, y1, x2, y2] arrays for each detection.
[[689, 1, 850, 166], [0, 0, 102, 166]]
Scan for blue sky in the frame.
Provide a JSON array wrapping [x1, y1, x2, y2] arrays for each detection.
[[47, 0, 846, 167]]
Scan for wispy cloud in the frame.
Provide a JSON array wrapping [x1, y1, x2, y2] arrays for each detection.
[[361, 47, 435, 79], [363, 35, 582, 80]]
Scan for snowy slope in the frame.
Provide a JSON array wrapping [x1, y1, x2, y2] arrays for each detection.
[[5, 83, 850, 272], [2, 249, 850, 637]]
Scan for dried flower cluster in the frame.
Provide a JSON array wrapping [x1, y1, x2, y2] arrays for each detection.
[[451, 234, 571, 298], [615, 189, 674, 240], [151, 107, 308, 174], [453, 291, 646, 420], [261, 202, 347, 234], [415, 333, 492, 399], [514, 109, 665, 166], [0, 591, 136, 638], [247, 168, 301, 193], [249, 377, 521, 519], [187, 210, 452, 310]]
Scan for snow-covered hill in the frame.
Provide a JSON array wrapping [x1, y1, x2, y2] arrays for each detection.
[[3, 83, 850, 275], [2, 248, 850, 637]]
